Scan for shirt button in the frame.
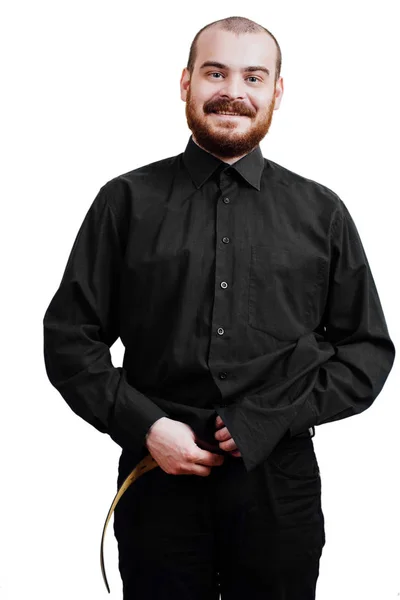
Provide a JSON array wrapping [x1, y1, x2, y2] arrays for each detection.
[[223, 197, 230, 204], [221, 281, 228, 289], [222, 236, 230, 243], [219, 371, 228, 379], [217, 327, 225, 335]]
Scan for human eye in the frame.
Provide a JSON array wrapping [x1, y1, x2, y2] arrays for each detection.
[[207, 72, 261, 83]]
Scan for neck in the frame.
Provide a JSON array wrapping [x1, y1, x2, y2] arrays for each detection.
[[191, 135, 242, 165]]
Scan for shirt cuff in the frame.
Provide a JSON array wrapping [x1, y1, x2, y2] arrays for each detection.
[[109, 376, 169, 454], [288, 397, 317, 437]]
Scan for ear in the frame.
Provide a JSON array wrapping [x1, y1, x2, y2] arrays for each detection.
[[273, 76, 284, 110], [180, 68, 190, 102]]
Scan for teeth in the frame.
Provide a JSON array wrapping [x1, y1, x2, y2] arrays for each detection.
[[215, 112, 241, 116]]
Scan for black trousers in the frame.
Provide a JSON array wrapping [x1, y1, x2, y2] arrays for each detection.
[[113, 430, 325, 599]]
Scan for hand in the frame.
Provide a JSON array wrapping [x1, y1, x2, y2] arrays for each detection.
[[214, 415, 242, 457], [145, 417, 225, 476]]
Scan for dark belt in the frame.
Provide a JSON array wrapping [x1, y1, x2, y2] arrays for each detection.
[[99, 425, 315, 593]]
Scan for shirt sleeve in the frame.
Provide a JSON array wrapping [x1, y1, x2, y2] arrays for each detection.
[[43, 183, 168, 454], [288, 199, 395, 436], [219, 198, 395, 472]]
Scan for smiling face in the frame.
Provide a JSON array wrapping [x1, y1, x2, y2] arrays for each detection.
[[180, 27, 284, 163]]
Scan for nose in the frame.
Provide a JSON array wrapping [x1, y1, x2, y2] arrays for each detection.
[[219, 74, 246, 101]]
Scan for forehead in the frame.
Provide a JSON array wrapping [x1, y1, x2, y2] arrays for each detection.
[[195, 28, 276, 71]]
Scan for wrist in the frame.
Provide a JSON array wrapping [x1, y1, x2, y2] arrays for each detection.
[[145, 416, 167, 445]]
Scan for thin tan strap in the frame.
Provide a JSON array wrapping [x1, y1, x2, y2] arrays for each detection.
[[100, 453, 159, 593]]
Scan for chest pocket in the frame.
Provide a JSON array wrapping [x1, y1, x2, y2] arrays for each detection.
[[248, 244, 326, 341]]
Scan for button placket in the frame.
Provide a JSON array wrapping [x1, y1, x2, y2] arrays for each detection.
[[208, 170, 236, 391]]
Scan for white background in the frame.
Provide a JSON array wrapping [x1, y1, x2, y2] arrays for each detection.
[[1, 1, 399, 599]]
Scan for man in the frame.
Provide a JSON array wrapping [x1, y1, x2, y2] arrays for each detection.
[[43, 15, 395, 600]]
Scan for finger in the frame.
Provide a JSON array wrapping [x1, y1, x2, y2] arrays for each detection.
[[219, 438, 238, 452], [214, 426, 230, 441], [230, 450, 242, 457], [177, 463, 212, 476], [193, 448, 225, 466], [215, 415, 224, 428], [189, 464, 212, 477]]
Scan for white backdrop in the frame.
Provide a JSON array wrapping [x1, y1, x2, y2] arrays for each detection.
[[1, 1, 399, 599]]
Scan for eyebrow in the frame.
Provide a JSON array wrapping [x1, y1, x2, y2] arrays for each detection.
[[199, 61, 270, 76]]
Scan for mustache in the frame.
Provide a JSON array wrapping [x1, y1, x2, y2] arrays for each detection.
[[205, 102, 254, 117]]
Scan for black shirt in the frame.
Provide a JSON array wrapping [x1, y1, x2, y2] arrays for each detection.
[[43, 135, 395, 472]]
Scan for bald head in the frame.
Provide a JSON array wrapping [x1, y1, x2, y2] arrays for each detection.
[[186, 16, 282, 85]]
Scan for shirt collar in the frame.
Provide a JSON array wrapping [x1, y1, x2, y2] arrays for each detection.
[[183, 135, 264, 191]]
